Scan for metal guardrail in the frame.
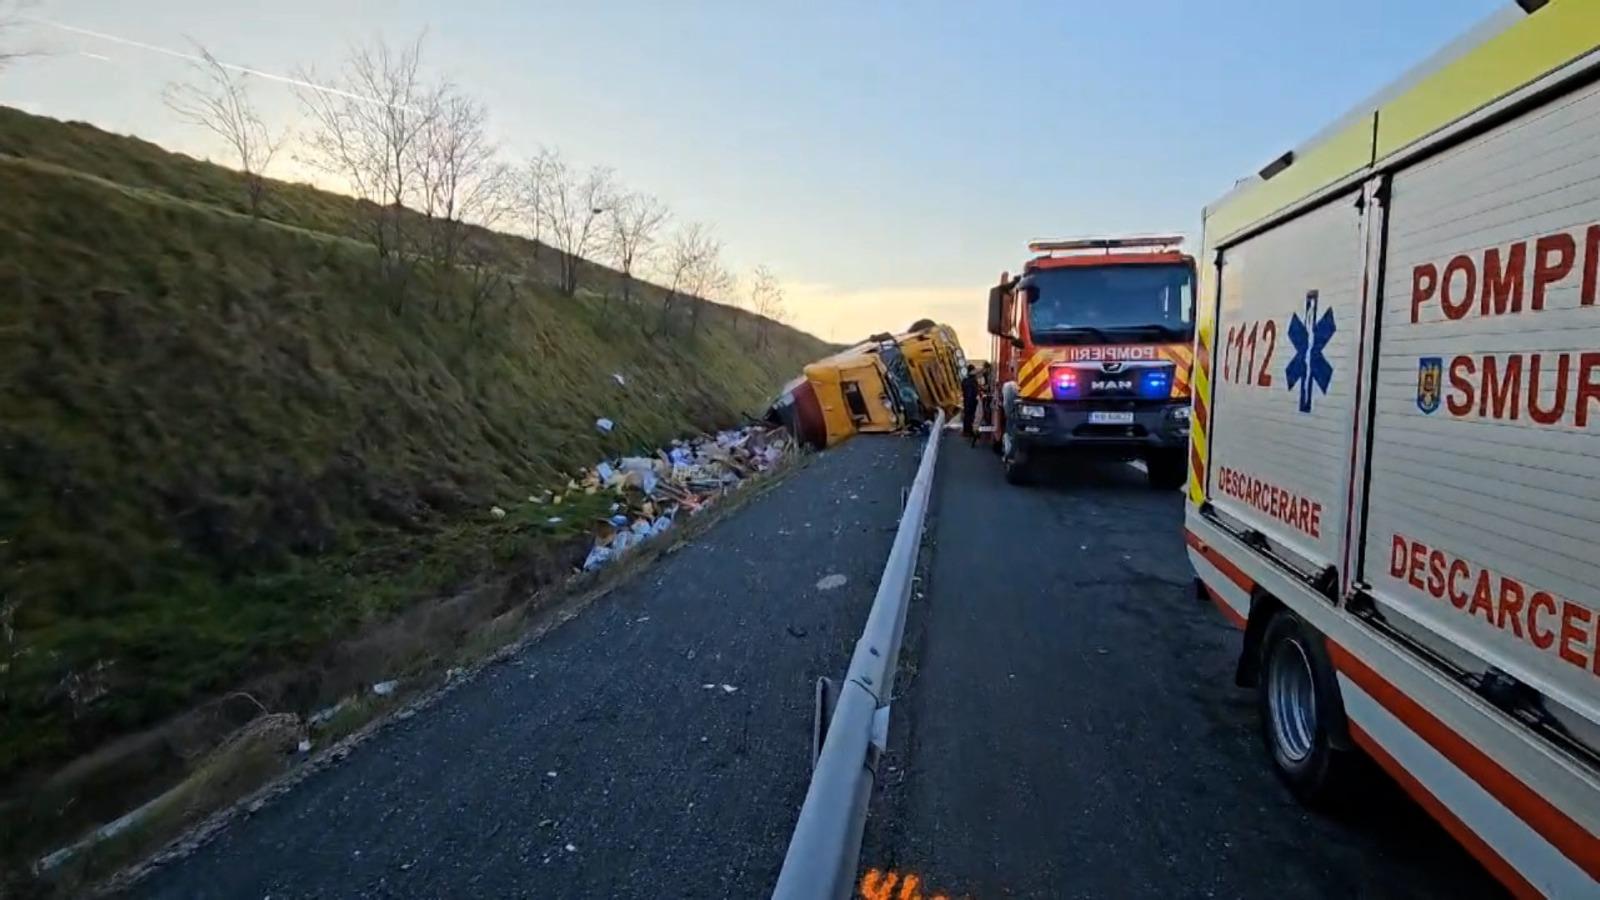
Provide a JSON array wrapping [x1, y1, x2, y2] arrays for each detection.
[[771, 411, 946, 900]]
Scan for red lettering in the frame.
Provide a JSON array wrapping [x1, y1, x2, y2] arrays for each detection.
[[1529, 592, 1558, 650], [1468, 571, 1495, 623], [1577, 353, 1600, 428], [1269, 487, 1281, 518], [1389, 535, 1407, 578], [1411, 264, 1438, 323], [1497, 578, 1526, 638], [1426, 550, 1446, 599], [1408, 543, 1427, 591], [1479, 355, 1523, 420], [1441, 255, 1477, 320], [1447, 356, 1476, 416], [1584, 225, 1600, 306], [1447, 560, 1470, 609], [1533, 232, 1576, 310], [1558, 602, 1593, 669], [1298, 498, 1311, 535], [1481, 243, 1526, 316], [1528, 353, 1571, 426], [1308, 504, 1321, 539]]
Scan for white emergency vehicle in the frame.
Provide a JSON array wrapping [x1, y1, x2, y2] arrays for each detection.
[[1186, 2, 1600, 896]]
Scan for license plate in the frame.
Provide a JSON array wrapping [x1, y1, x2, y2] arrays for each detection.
[[1089, 411, 1135, 425]]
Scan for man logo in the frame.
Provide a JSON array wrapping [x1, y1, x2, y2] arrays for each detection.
[[1417, 357, 1442, 414]]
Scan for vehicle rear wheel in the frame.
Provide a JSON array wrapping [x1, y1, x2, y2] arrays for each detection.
[[1146, 450, 1187, 490], [1258, 611, 1355, 806]]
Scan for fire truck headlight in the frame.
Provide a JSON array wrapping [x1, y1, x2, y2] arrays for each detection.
[[1170, 406, 1191, 421], [1018, 404, 1047, 419]]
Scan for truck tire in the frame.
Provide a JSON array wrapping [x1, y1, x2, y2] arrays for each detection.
[[1257, 611, 1355, 806], [1146, 450, 1187, 490]]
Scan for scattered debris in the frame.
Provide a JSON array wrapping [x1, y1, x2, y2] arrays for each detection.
[[558, 424, 794, 572], [565, 843, 578, 853], [720, 684, 738, 694], [546, 771, 558, 778], [372, 680, 398, 697], [816, 574, 848, 591], [546, 517, 564, 525], [308, 699, 350, 728], [490, 505, 507, 520], [595, 418, 616, 433], [786, 625, 808, 638], [612, 372, 627, 386], [297, 739, 312, 753]]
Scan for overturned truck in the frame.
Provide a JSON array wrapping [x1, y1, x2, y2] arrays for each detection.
[[766, 321, 966, 449]]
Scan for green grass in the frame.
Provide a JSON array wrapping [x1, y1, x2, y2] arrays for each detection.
[[0, 105, 830, 802]]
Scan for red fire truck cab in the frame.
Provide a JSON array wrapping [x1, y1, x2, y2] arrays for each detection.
[[986, 236, 1197, 487]]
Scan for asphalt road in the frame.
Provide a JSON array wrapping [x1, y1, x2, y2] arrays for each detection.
[[128, 435, 925, 900], [860, 437, 1503, 900]]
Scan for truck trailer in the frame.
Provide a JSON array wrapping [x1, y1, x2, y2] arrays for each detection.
[[1186, 2, 1600, 896]]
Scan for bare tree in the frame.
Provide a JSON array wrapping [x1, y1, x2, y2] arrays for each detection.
[[540, 156, 614, 297], [680, 228, 728, 336], [656, 222, 715, 332], [296, 34, 438, 282], [748, 264, 786, 347], [606, 191, 669, 305], [163, 41, 285, 217], [517, 146, 559, 262], [414, 87, 508, 273]]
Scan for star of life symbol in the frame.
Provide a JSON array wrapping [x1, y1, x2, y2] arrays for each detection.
[[1286, 290, 1336, 414]]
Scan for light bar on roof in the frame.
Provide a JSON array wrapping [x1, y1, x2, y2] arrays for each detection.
[[1027, 235, 1185, 253]]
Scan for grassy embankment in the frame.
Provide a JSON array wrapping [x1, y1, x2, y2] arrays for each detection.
[[0, 105, 829, 864]]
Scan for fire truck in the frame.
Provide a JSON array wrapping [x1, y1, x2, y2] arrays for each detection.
[[1187, 2, 1599, 895], [986, 236, 1196, 487]]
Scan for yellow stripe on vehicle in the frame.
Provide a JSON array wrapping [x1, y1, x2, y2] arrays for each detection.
[[1016, 352, 1046, 387], [1187, 320, 1215, 505], [1020, 365, 1051, 398], [1376, 0, 1600, 159]]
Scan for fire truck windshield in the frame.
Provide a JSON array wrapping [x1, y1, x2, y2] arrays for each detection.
[[1023, 263, 1193, 343]]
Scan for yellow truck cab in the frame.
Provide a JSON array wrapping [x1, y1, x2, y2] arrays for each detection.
[[896, 322, 967, 418], [801, 348, 909, 447]]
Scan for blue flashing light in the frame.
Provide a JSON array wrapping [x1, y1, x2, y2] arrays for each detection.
[[1139, 367, 1172, 399]]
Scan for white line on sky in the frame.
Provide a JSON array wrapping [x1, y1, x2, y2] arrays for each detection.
[[25, 17, 388, 107], [77, 51, 111, 62]]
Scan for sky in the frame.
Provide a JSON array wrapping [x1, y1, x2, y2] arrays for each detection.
[[1, 0, 1509, 353]]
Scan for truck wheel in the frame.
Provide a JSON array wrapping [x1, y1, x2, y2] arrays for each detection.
[[1002, 438, 1031, 485], [1257, 611, 1354, 806], [1146, 451, 1187, 490]]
